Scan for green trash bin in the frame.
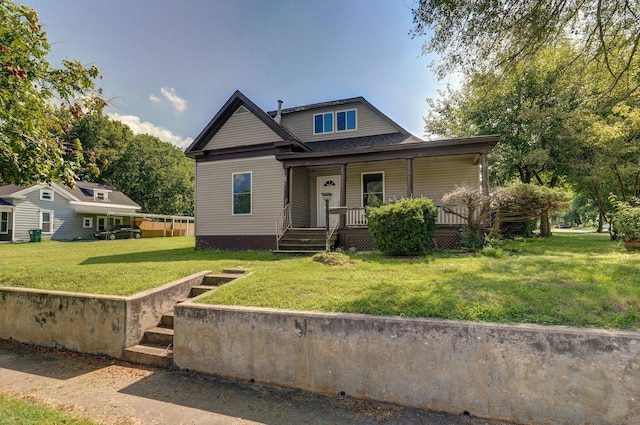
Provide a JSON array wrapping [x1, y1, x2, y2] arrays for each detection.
[[29, 229, 42, 242]]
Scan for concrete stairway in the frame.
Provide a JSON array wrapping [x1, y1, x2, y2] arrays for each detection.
[[276, 228, 337, 253], [123, 268, 248, 368]]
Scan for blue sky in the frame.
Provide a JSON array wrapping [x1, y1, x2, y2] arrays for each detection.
[[27, 0, 447, 149]]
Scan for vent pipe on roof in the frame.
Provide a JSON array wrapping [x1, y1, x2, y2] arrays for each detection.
[[275, 99, 283, 124]]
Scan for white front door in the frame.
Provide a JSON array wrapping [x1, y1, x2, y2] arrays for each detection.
[[317, 176, 340, 228]]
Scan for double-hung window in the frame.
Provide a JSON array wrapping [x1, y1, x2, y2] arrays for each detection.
[[362, 172, 384, 207], [313, 112, 334, 134], [336, 109, 357, 132], [232, 172, 252, 215]]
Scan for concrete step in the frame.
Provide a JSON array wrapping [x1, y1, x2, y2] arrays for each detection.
[[141, 326, 174, 346], [124, 344, 173, 369], [190, 285, 214, 297], [201, 273, 240, 286], [221, 267, 248, 275], [160, 312, 174, 328]]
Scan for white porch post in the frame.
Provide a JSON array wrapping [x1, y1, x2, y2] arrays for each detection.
[[340, 163, 347, 229]]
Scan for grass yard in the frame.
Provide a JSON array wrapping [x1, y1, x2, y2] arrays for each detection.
[[1, 233, 638, 330], [0, 392, 99, 425]]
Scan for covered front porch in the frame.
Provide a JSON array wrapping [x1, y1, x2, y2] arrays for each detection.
[[274, 136, 497, 252]]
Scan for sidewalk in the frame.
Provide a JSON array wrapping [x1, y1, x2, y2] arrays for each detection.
[[0, 340, 511, 425]]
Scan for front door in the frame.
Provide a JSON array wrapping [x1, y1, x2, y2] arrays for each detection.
[[317, 176, 340, 228]]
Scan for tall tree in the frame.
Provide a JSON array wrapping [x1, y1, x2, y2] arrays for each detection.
[[411, 0, 640, 99], [0, 2, 103, 186]]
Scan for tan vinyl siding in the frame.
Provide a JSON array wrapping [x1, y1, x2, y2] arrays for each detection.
[[291, 167, 310, 228], [306, 155, 479, 226], [195, 156, 285, 236], [280, 103, 398, 143], [203, 108, 283, 151], [412, 155, 480, 203]]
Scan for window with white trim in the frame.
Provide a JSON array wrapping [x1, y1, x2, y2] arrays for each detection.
[[336, 109, 357, 132], [0, 211, 8, 234], [40, 210, 53, 234], [313, 112, 334, 134], [362, 172, 384, 207], [94, 191, 108, 201], [40, 189, 54, 201], [232, 172, 252, 215], [83, 217, 93, 228]]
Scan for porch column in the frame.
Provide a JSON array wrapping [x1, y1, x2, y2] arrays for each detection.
[[407, 158, 414, 198], [481, 152, 490, 227], [283, 166, 291, 207], [340, 163, 347, 229]]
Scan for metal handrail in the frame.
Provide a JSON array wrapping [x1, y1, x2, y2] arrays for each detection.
[[275, 203, 292, 250]]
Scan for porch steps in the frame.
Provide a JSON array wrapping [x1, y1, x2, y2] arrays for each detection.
[[123, 268, 248, 368], [277, 228, 338, 252]]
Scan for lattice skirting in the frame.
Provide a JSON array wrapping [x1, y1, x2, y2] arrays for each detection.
[[338, 226, 463, 251]]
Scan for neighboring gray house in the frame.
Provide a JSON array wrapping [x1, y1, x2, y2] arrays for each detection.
[[185, 90, 498, 251], [0, 182, 140, 242]]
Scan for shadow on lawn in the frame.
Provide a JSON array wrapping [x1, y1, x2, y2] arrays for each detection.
[[80, 248, 284, 265]]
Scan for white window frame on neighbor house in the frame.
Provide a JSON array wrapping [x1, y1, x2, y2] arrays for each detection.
[[361, 172, 385, 208], [94, 190, 109, 201], [336, 108, 357, 132], [40, 210, 54, 234], [0, 211, 8, 234], [40, 188, 54, 201], [97, 216, 123, 230], [232, 171, 252, 215], [83, 217, 93, 228]]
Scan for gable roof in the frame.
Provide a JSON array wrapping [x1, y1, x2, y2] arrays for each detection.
[[185, 90, 309, 156], [0, 181, 140, 210]]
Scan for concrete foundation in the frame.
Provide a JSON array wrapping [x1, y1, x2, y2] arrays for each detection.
[[173, 304, 640, 425]]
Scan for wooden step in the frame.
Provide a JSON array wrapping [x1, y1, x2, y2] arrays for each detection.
[[141, 327, 174, 346], [124, 344, 173, 369]]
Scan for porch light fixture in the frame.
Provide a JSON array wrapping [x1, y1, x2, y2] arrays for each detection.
[[321, 192, 333, 251]]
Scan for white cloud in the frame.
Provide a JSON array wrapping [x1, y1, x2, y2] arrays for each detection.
[[107, 113, 193, 149], [160, 86, 187, 112], [149, 94, 161, 103]]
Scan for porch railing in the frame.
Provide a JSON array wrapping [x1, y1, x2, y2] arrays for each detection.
[[275, 203, 292, 250], [344, 205, 469, 227]]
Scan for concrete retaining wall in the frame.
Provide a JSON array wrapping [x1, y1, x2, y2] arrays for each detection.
[[173, 304, 640, 425], [0, 271, 208, 358]]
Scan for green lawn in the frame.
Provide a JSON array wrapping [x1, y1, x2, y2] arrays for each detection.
[[0, 392, 99, 425], [1, 233, 638, 330]]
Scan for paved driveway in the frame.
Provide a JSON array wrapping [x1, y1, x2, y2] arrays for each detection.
[[0, 340, 513, 425]]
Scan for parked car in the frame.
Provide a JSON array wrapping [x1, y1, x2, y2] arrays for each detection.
[[94, 225, 142, 240]]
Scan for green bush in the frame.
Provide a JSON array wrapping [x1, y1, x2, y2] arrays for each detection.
[[612, 197, 640, 241], [366, 197, 437, 256]]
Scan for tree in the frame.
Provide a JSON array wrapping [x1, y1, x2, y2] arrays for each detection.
[[109, 134, 194, 215], [425, 44, 582, 188], [411, 0, 640, 98], [69, 115, 195, 215], [0, 2, 103, 186]]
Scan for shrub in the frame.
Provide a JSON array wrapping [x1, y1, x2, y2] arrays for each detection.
[[366, 197, 437, 256], [459, 226, 485, 251], [612, 197, 640, 241]]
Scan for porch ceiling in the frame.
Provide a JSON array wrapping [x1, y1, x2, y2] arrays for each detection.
[[276, 135, 499, 167]]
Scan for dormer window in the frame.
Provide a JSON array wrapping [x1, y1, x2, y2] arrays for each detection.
[[94, 191, 108, 201], [314, 109, 357, 134], [40, 189, 54, 201], [336, 109, 357, 132], [314, 112, 334, 134]]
